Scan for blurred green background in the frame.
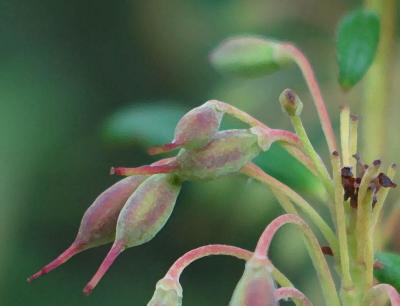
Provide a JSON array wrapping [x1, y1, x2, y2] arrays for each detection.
[[2, 0, 399, 305]]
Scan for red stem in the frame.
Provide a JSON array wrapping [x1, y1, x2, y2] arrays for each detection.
[[27, 243, 82, 282], [165, 244, 252, 280], [282, 43, 337, 153], [83, 241, 125, 295]]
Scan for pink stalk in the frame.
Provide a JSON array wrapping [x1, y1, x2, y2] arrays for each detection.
[[27, 243, 82, 282], [254, 214, 302, 258], [110, 164, 178, 176], [165, 244, 252, 281], [148, 141, 182, 155], [268, 129, 302, 147], [83, 241, 125, 295], [274, 287, 313, 306], [282, 43, 337, 153], [371, 284, 400, 305]]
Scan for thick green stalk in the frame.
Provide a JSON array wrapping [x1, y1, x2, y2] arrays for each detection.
[[363, 0, 396, 161]]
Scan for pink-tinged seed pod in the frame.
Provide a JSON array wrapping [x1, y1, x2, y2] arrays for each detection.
[[176, 129, 264, 180], [148, 102, 223, 155], [27, 175, 147, 282], [229, 256, 277, 306], [83, 173, 182, 294], [147, 278, 183, 306]]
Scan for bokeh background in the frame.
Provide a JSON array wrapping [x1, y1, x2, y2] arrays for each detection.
[[1, 0, 399, 305]]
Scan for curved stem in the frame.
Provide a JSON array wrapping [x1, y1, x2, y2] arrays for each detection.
[[366, 284, 400, 305], [274, 287, 313, 306], [254, 214, 340, 306], [165, 244, 251, 280], [241, 163, 338, 255], [281, 43, 337, 153]]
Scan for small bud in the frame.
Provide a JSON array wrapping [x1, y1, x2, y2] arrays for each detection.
[[176, 129, 264, 180], [229, 256, 277, 306], [210, 36, 292, 78], [28, 175, 147, 282], [149, 102, 223, 154], [279, 89, 303, 116], [147, 278, 183, 306], [83, 174, 182, 294]]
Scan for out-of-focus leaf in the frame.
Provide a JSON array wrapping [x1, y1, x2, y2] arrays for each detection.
[[336, 9, 380, 90], [374, 252, 400, 291], [254, 143, 325, 200], [210, 36, 293, 78], [102, 102, 186, 145]]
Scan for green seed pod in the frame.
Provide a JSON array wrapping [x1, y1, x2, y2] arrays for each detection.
[[147, 278, 183, 306], [176, 129, 264, 180], [229, 257, 277, 306], [149, 102, 223, 154], [28, 175, 147, 282], [84, 174, 182, 294], [210, 36, 292, 78]]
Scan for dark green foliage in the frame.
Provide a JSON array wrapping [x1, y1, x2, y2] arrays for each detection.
[[374, 251, 400, 291], [336, 9, 380, 90]]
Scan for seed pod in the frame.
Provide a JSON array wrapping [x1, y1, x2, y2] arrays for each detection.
[[229, 257, 277, 306], [210, 36, 292, 78], [176, 129, 264, 180], [147, 278, 183, 306], [27, 175, 147, 282], [148, 102, 223, 154], [83, 174, 182, 294]]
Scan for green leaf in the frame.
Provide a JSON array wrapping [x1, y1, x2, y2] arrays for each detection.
[[336, 9, 380, 90], [374, 251, 400, 291], [102, 102, 186, 145], [210, 36, 293, 78]]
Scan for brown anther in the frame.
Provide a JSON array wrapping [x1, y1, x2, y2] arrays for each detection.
[[373, 260, 384, 270], [378, 173, 397, 188], [321, 246, 333, 256]]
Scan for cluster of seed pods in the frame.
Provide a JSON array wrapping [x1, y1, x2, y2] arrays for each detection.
[[29, 100, 299, 295]]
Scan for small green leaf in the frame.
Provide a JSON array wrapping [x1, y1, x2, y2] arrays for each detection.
[[336, 9, 380, 90], [210, 36, 293, 78], [374, 251, 400, 291], [102, 102, 186, 145]]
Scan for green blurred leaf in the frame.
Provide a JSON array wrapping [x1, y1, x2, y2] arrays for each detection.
[[336, 9, 380, 90], [374, 251, 400, 291], [102, 102, 186, 145], [210, 36, 293, 78]]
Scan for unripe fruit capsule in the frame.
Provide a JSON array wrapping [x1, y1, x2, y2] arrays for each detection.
[[27, 175, 147, 282], [148, 102, 223, 154], [229, 257, 277, 306], [83, 173, 182, 294], [147, 278, 183, 306], [176, 129, 264, 180]]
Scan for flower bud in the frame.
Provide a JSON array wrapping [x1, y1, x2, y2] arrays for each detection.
[[28, 175, 147, 282], [149, 102, 223, 154], [176, 129, 265, 180], [279, 88, 303, 117], [229, 256, 277, 306], [147, 278, 183, 306], [210, 36, 292, 78], [83, 174, 182, 294]]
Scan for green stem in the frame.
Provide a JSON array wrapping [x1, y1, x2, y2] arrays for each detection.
[[330, 152, 353, 289], [241, 163, 339, 256], [362, 0, 396, 161]]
